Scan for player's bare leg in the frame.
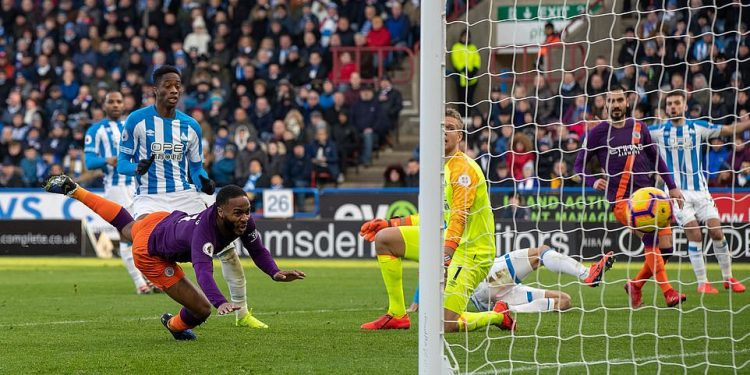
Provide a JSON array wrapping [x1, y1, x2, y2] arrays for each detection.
[[159, 278, 213, 340], [683, 220, 719, 294], [706, 218, 746, 293]]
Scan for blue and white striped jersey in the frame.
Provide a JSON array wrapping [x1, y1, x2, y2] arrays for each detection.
[[118, 105, 203, 195], [648, 119, 722, 192], [84, 119, 134, 190]]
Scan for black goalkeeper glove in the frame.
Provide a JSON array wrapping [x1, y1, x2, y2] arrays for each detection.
[[199, 175, 216, 195], [136, 155, 155, 175]]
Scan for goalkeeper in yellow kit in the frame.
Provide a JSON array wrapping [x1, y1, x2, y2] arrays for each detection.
[[360, 108, 514, 332]]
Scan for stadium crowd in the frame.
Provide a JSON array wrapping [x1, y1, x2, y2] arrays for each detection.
[[463, 0, 750, 191], [0, 0, 414, 189]]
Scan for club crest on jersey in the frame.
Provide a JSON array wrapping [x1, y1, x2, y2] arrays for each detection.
[[202, 242, 214, 257], [164, 267, 175, 277], [457, 174, 471, 187]]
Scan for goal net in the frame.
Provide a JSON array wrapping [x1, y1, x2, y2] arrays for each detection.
[[437, 0, 750, 373]]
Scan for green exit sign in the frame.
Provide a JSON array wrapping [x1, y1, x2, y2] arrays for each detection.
[[497, 4, 593, 21]]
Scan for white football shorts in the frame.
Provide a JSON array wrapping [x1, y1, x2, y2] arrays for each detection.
[[132, 189, 208, 218], [673, 190, 720, 226]]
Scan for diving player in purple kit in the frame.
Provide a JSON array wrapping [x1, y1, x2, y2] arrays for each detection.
[[43, 175, 305, 340], [574, 87, 687, 308]]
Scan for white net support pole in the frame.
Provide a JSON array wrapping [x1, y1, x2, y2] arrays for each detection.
[[418, 1, 447, 374]]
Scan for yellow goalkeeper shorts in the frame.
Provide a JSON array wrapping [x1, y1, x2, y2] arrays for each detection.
[[398, 226, 494, 314]]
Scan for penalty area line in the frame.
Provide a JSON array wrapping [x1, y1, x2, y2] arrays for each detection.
[[473, 348, 750, 374], [0, 307, 383, 328]]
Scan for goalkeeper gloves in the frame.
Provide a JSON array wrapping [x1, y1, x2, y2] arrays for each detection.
[[359, 217, 411, 242], [198, 175, 216, 195], [136, 155, 156, 175]]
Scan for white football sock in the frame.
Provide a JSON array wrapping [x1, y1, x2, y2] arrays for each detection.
[[509, 298, 556, 313], [218, 244, 249, 319], [687, 241, 708, 283], [713, 239, 733, 279], [540, 249, 589, 280], [119, 242, 146, 288]]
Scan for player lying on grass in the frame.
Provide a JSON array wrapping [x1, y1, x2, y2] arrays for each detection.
[[470, 246, 614, 313], [44, 176, 305, 340], [391, 246, 613, 314], [358, 108, 514, 332]]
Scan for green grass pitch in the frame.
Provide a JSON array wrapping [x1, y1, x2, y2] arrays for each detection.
[[0, 257, 748, 374]]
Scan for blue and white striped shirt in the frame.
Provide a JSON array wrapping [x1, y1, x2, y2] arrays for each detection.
[[649, 119, 722, 192], [118, 106, 203, 195], [84, 119, 134, 190]]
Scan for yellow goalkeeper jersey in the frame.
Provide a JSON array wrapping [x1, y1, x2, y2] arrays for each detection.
[[442, 151, 495, 254], [399, 152, 494, 254]]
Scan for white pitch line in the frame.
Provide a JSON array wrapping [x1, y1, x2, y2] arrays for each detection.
[[0, 307, 383, 328], [472, 348, 750, 374]]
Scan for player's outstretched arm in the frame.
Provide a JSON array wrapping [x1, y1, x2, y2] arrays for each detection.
[[719, 118, 750, 136]]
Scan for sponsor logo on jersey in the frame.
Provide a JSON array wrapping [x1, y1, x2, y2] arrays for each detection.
[[151, 142, 185, 161], [609, 144, 644, 156]]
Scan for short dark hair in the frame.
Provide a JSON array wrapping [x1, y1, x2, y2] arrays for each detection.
[[152, 65, 181, 85], [665, 90, 687, 100], [216, 185, 247, 206]]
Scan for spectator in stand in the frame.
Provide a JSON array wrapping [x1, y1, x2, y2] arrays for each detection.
[[383, 164, 406, 188], [737, 161, 750, 188], [733, 137, 750, 171], [516, 161, 539, 191], [499, 193, 530, 220], [265, 141, 287, 178], [243, 158, 272, 212], [404, 158, 419, 187], [493, 163, 515, 188], [330, 111, 359, 176], [387, 2, 411, 48], [284, 143, 313, 210], [20, 146, 43, 187], [307, 127, 340, 183], [559, 72, 583, 114], [507, 132, 535, 181], [236, 137, 268, 185], [250, 96, 275, 141], [184, 17, 212, 56], [706, 138, 731, 184], [528, 74, 559, 125], [450, 29, 480, 117], [350, 84, 386, 167], [377, 75, 403, 149], [0, 159, 23, 187], [212, 145, 237, 187], [538, 22, 561, 70], [563, 95, 592, 125], [344, 72, 363, 106]]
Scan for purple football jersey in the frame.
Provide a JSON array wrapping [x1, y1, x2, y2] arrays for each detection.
[[574, 119, 676, 203], [148, 205, 280, 307]]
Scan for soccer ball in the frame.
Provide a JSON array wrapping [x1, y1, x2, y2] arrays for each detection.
[[627, 187, 673, 232]]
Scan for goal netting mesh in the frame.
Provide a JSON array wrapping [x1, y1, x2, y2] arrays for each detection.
[[442, 0, 750, 373]]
